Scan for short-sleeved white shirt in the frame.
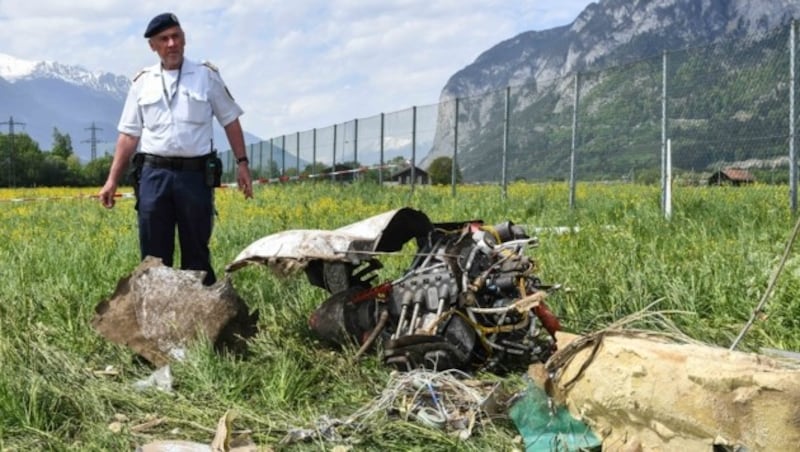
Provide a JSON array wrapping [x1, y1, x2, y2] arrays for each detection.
[[117, 58, 243, 157]]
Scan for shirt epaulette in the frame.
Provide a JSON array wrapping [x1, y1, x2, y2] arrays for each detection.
[[132, 69, 148, 82], [202, 61, 219, 72]]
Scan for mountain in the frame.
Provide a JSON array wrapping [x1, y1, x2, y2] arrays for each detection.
[[0, 53, 261, 162], [424, 0, 800, 180]]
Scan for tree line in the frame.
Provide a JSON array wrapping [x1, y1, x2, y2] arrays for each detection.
[[0, 129, 113, 188], [1, 128, 461, 188]]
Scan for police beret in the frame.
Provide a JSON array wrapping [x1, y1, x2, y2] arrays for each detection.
[[143, 13, 180, 38]]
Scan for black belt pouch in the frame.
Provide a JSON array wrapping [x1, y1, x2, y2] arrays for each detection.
[[205, 154, 223, 187]]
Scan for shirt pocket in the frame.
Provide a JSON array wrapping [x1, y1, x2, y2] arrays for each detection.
[[175, 88, 212, 124], [137, 90, 167, 130]]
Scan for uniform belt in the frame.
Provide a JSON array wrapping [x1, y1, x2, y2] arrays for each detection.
[[142, 154, 211, 172]]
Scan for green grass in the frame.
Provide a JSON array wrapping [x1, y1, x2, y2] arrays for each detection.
[[1, 182, 798, 450]]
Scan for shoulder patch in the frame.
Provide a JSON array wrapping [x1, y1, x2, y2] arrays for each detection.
[[202, 61, 219, 72], [132, 69, 148, 82]]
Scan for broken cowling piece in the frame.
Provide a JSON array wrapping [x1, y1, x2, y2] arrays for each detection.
[[227, 207, 561, 374], [92, 256, 258, 367]]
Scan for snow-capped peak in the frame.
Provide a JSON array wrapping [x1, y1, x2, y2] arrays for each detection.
[[0, 53, 40, 80], [0, 52, 130, 100]]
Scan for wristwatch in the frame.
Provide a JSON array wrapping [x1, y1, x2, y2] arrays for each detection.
[[236, 156, 249, 164]]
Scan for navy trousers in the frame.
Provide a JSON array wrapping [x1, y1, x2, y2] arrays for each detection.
[[136, 165, 216, 285]]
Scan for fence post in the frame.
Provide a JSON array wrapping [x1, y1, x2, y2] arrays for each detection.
[[312, 128, 317, 178], [281, 135, 286, 176], [258, 140, 263, 175], [269, 138, 274, 178], [296, 131, 300, 176], [502, 87, 510, 199], [661, 49, 668, 215], [332, 124, 337, 181], [354, 118, 359, 169], [666, 139, 672, 220], [570, 73, 580, 209], [452, 97, 459, 197], [791, 20, 797, 213], [411, 106, 417, 193], [380, 113, 385, 185]]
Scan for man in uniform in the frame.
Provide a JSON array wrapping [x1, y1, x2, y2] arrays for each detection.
[[99, 12, 253, 285]]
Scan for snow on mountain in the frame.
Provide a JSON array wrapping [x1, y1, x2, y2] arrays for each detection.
[[0, 52, 261, 160], [0, 53, 129, 101]]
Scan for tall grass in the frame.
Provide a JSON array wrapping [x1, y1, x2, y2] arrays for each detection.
[[1, 182, 797, 450]]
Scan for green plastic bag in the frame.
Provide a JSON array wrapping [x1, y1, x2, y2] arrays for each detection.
[[508, 381, 601, 452]]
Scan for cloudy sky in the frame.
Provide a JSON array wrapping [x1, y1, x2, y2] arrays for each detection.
[[0, 0, 595, 141]]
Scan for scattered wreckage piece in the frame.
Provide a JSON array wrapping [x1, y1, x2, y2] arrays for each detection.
[[279, 369, 510, 446], [227, 207, 562, 374], [531, 331, 800, 451], [92, 256, 257, 367]]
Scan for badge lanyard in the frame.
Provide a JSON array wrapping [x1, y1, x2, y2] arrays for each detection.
[[160, 62, 183, 108]]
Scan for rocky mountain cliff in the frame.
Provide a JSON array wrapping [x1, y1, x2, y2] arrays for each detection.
[[425, 0, 800, 179], [442, 0, 799, 99]]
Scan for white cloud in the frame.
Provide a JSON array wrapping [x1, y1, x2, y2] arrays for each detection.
[[0, 0, 595, 142]]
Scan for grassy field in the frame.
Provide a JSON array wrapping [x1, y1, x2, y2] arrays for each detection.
[[1, 182, 798, 451]]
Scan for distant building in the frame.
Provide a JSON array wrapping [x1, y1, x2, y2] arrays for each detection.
[[389, 166, 429, 185], [708, 168, 755, 186]]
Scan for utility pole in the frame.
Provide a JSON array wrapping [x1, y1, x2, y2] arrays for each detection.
[[1, 116, 25, 187], [83, 122, 104, 161]]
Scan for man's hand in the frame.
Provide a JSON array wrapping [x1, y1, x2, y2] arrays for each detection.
[[99, 180, 118, 208], [237, 164, 253, 199]]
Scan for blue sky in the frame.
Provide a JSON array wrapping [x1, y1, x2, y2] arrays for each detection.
[[0, 0, 596, 141]]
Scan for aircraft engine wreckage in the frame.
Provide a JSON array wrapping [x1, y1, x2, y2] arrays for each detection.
[[227, 207, 562, 373]]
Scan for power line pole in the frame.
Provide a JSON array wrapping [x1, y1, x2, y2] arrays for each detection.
[[83, 122, 104, 161], [1, 116, 25, 187]]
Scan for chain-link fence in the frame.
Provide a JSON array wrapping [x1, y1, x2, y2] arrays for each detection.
[[221, 21, 800, 212]]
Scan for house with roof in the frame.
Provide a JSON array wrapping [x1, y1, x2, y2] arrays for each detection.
[[388, 166, 429, 185], [707, 168, 755, 186]]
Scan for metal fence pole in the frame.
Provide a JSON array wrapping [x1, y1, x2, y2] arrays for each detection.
[[269, 138, 274, 178], [661, 49, 668, 215], [354, 118, 359, 168], [380, 113, 385, 185], [411, 106, 417, 192], [569, 73, 580, 209], [791, 20, 797, 213], [502, 87, 510, 199], [258, 140, 263, 175], [296, 131, 300, 175], [312, 128, 317, 178], [332, 124, 337, 181], [281, 135, 286, 176], [452, 97, 459, 197]]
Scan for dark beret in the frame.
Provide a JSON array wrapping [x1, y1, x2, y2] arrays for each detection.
[[144, 13, 180, 38]]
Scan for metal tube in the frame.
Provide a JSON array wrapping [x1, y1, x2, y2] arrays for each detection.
[[394, 304, 408, 340], [407, 301, 421, 335]]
